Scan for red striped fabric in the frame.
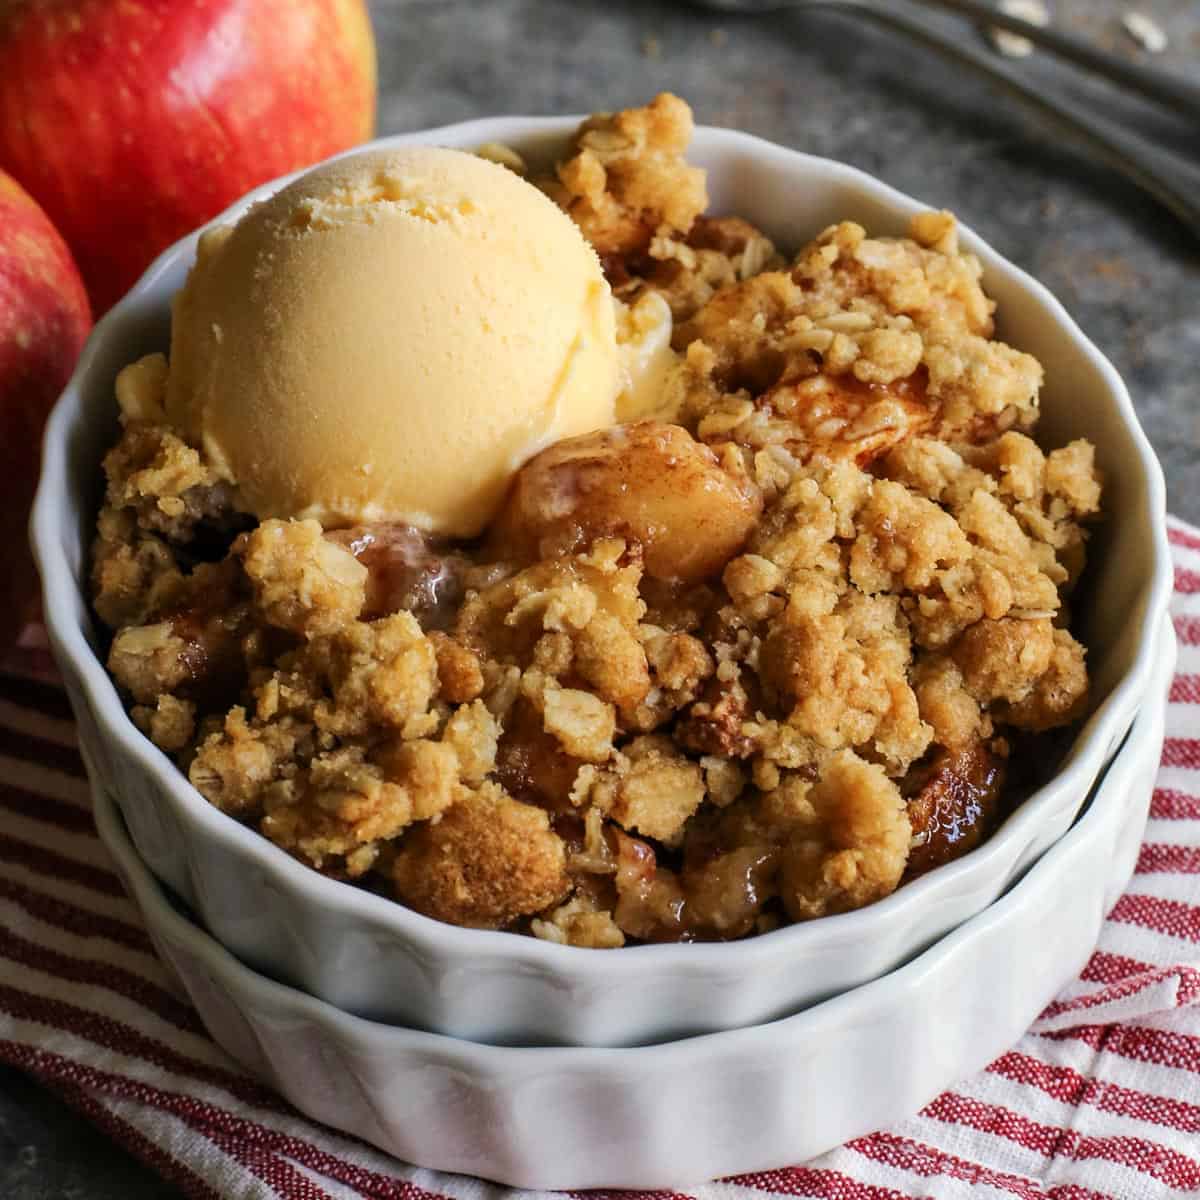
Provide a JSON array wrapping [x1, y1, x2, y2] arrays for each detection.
[[1169, 675, 1200, 705], [1036, 1021, 1200, 1076], [1136, 843, 1200, 875], [1151, 787, 1200, 820], [2, 516, 1200, 1200], [1079, 951, 1157, 985], [1108, 893, 1200, 943], [1038, 965, 1200, 1022], [988, 1051, 1200, 1137], [1169, 526, 1200, 554], [1161, 739, 1200, 770], [44, 1070, 227, 1200], [919, 1092, 1200, 1190], [1173, 615, 1200, 648], [1175, 567, 1200, 596]]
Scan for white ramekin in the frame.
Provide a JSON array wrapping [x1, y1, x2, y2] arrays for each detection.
[[35, 118, 1173, 1048], [93, 617, 1175, 1188]]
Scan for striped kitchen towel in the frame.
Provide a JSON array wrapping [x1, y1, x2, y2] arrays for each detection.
[[1, 519, 1198, 1200]]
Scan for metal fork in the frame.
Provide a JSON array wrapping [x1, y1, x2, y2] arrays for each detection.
[[687, 0, 1200, 233]]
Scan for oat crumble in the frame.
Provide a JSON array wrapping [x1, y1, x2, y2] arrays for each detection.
[[91, 95, 1100, 944]]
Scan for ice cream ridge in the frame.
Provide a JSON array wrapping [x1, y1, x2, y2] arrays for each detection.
[[166, 146, 621, 537]]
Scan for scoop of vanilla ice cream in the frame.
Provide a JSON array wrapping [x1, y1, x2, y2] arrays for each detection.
[[165, 147, 619, 537]]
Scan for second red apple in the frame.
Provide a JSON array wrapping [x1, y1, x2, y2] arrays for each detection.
[[0, 168, 92, 647]]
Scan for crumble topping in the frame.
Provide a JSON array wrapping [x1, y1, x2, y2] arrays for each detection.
[[541, 91, 708, 261], [90, 94, 1100, 944]]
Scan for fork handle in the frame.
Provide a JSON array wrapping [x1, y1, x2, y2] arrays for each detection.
[[918, 0, 1200, 122], [835, 0, 1200, 233]]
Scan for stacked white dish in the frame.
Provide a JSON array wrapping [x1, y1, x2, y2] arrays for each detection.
[[91, 632, 1173, 1188], [34, 120, 1174, 1185]]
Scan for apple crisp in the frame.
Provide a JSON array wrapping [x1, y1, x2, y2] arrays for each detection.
[[91, 94, 1100, 945]]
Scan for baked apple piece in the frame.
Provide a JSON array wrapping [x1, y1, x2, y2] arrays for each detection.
[[758, 369, 935, 468], [903, 740, 1006, 879], [489, 420, 762, 584]]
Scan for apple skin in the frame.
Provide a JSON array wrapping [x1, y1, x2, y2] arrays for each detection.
[[0, 168, 92, 645], [0, 0, 377, 314]]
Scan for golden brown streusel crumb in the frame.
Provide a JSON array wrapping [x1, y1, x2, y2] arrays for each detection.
[[584, 735, 706, 847], [998, 627, 1089, 731], [301, 613, 439, 740], [457, 542, 653, 719], [952, 615, 1056, 705], [669, 214, 1042, 467], [239, 519, 366, 638], [189, 707, 313, 820], [441, 700, 500, 786], [632, 628, 716, 730], [540, 92, 707, 258], [1046, 440, 1103, 519], [531, 894, 626, 948], [627, 215, 785, 324], [849, 480, 969, 595], [131, 694, 196, 753], [757, 588, 930, 777], [107, 622, 191, 706], [427, 631, 485, 703], [702, 755, 746, 807], [91, 507, 185, 630], [390, 782, 570, 928], [542, 97, 780, 322], [100, 420, 236, 544], [911, 655, 987, 751], [260, 746, 419, 875], [115, 353, 170, 423], [191, 657, 497, 878], [538, 679, 617, 763], [774, 751, 912, 920], [373, 738, 463, 822]]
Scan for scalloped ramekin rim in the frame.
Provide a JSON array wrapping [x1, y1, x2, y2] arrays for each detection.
[[33, 116, 1172, 984]]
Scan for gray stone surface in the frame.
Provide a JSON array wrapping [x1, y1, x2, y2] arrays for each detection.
[[4, 1, 1197, 1195]]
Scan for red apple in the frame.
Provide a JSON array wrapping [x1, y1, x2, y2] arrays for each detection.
[[0, 0, 377, 314], [0, 168, 92, 648]]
